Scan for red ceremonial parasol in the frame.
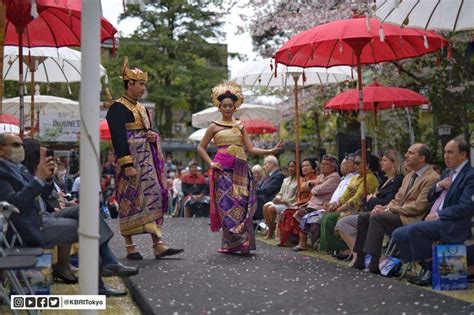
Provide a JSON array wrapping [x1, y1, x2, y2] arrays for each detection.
[[240, 119, 277, 134], [0, 113, 20, 125], [2, 0, 117, 137], [274, 17, 447, 195], [324, 82, 429, 111], [99, 119, 111, 141]]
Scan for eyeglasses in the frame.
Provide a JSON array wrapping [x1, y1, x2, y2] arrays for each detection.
[[354, 161, 361, 165]]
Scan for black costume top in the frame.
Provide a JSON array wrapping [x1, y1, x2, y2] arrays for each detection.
[[106, 93, 151, 169]]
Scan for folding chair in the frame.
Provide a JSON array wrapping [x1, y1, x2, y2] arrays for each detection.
[[0, 202, 43, 297]]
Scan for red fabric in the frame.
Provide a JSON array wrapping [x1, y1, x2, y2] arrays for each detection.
[[182, 173, 206, 185], [0, 113, 20, 125], [324, 82, 429, 111], [278, 208, 300, 246], [240, 119, 277, 134], [99, 119, 111, 141], [4, 0, 117, 47], [274, 17, 447, 68]]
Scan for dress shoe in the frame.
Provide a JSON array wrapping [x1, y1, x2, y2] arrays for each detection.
[[352, 256, 366, 270], [99, 285, 127, 297], [101, 263, 139, 278], [52, 265, 78, 284], [335, 251, 352, 261], [155, 248, 184, 259], [126, 252, 143, 261], [408, 269, 432, 286], [368, 259, 381, 275]]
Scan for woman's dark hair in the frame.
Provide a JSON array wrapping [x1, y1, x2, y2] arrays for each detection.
[[22, 138, 41, 175], [217, 92, 238, 103], [354, 149, 381, 174], [302, 157, 319, 174], [287, 160, 296, 167]]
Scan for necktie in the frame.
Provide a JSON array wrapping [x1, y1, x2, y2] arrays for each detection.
[[405, 172, 418, 196], [429, 170, 455, 215]]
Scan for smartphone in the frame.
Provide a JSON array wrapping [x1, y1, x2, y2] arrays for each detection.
[[46, 149, 55, 158]]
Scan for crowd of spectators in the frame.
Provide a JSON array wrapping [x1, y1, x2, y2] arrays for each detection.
[[251, 139, 474, 287]]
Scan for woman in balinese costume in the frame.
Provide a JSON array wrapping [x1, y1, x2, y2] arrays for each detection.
[[277, 158, 319, 246], [197, 82, 283, 254]]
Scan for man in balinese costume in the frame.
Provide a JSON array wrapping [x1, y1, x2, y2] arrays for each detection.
[[106, 57, 183, 260]]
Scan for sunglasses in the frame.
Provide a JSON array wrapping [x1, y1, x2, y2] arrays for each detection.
[[354, 161, 362, 165]]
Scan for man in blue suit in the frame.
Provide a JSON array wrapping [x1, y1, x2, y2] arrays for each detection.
[[392, 139, 474, 286], [254, 155, 284, 220]]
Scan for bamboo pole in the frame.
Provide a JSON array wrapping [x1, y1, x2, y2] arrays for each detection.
[[0, 2, 6, 115]]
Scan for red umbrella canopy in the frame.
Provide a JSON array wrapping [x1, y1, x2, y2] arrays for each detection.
[[99, 119, 111, 141], [240, 119, 277, 134], [325, 82, 429, 111], [0, 113, 20, 125], [4, 0, 117, 47], [274, 17, 447, 67]]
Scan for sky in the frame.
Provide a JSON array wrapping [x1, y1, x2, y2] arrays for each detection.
[[101, 0, 256, 79]]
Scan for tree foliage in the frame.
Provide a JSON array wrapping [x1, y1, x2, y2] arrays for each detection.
[[240, 0, 473, 159], [106, 0, 228, 137]]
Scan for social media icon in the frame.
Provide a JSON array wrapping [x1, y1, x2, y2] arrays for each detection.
[[13, 297, 24, 308], [25, 297, 36, 308], [37, 297, 48, 308], [49, 297, 60, 308]]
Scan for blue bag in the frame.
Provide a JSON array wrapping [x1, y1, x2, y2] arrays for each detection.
[[380, 256, 402, 277], [432, 244, 468, 291]]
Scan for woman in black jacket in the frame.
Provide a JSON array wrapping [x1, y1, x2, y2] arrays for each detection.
[[335, 149, 405, 262]]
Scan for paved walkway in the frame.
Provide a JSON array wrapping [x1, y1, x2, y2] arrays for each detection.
[[107, 218, 474, 314]]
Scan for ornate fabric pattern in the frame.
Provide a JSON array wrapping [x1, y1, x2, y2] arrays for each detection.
[[115, 129, 167, 237]]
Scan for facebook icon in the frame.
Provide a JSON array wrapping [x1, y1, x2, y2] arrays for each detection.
[[37, 297, 48, 308]]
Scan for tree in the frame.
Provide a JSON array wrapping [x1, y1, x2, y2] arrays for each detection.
[[241, 0, 473, 160], [107, 0, 227, 137]]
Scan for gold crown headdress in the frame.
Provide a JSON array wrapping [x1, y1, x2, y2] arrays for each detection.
[[121, 56, 148, 81], [211, 82, 244, 107]]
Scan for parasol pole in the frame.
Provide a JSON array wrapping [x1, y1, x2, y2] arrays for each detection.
[[289, 71, 302, 192], [0, 2, 5, 115], [28, 59, 36, 138], [356, 53, 368, 197], [16, 26, 25, 139]]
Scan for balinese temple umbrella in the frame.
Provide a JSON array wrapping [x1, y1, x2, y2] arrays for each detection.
[[325, 81, 430, 149], [232, 57, 354, 187], [274, 17, 447, 195], [3, 0, 116, 137]]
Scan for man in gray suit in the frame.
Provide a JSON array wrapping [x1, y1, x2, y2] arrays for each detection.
[[0, 133, 137, 296]]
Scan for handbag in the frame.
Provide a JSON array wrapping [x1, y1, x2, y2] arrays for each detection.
[[432, 244, 468, 290]]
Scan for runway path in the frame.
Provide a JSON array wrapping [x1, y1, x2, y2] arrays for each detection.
[[106, 217, 474, 315]]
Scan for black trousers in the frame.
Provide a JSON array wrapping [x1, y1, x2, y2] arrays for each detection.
[[353, 211, 403, 258]]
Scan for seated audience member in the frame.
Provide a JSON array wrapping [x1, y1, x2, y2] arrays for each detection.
[[392, 139, 474, 286], [278, 158, 318, 246], [336, 149, 404, 263], [307, 155, 358, 246], [252, 164, 265, 188], [71, 174, 80, 199], [292, 154, 341, 251], [254, 155, 284, 220], [319, 150, 380, 254], [0, 134, 137, 296], [352, 143, 439, 274], [262, 160, 298, 239], [171, 168, 185, 217], [182, 161, 210, 217], [54, 162, 74, 195]]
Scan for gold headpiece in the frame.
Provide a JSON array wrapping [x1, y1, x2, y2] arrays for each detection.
[[122, 56, 148, 82], [211, 82, 244, 107]]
